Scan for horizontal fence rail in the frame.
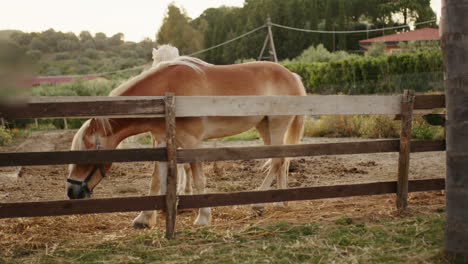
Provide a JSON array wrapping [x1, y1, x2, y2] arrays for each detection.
[[0, 92, 447, 238], [0, 94, 445, 119], [0, 96, 166, 119], [0, 139, 445, 167], [0, 178, 444, 219]]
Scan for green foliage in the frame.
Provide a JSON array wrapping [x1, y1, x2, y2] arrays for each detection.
[[0, 126, 13, 145], [290, 44, 359, 63], [31, 78, 119, 96], [25, 49, 42, 62], [29, 37, 48, 52], [5, 27, 157, 75], [411, 115, 445, 140], [360, 115, 400, 138], [186, 0, 435, 63], [220, 128, 260, 141], [304, 114, 444, 140], [284, 49, 443, 94], [396, 40, 440, 54], [156, 4, 203, 55], [366, 42, 385, 57], [305, 116, 364, 137]]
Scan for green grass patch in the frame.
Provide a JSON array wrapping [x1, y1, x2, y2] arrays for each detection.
[[219, 128, 260, 141], [1, 212, 452, 264]]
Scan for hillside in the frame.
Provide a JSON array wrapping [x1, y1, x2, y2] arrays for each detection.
[[0, 29, 22, 41]]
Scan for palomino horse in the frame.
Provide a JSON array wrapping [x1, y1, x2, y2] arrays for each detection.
[[66, 55, 306, 228]]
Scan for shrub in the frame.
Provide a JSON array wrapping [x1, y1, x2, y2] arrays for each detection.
[[291, 44, 358, 63], [54, 52, 72, 60], [0, 127, 13, 145], [359, 115, 399, 138], [411, 115, 444, 140], [83, 48, 100, 60], [366, 42, 385, 57], [25, 49, 42, 62], [283, 50, 443, 94], [304, 116, 363, 137]]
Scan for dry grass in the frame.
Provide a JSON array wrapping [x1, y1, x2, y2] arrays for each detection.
[[0, 192, 450, 264]]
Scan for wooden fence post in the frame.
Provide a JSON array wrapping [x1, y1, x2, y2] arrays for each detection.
[[442, 0, 468, 259], [397, 90, 415, 210], [164, 93, 178, 239]]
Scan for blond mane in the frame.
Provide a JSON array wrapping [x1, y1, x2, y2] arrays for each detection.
[[109, 56, 212, 97], [71, 118, 114, 151]]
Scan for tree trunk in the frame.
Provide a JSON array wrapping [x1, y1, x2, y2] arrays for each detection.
[[441, 0, 468, 261]]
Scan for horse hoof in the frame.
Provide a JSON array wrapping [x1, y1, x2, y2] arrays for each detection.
[[276, 201, 289, 208], [252, 205, 264, 217], [194, 216, 211, 226], [132, 222, 150, 229]]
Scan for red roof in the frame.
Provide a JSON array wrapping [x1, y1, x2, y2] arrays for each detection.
[[359, 27, 439, 44], [31, 74, 101, 85]]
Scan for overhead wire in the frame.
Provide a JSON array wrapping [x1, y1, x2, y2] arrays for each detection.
[[271, 19, 437, 34], [39, 19, 437, 78]]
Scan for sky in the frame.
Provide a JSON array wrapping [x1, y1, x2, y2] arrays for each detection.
[[1, 0, 441, 42]]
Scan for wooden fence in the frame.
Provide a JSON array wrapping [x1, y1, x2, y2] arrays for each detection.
[[0, 92, 446, 238]]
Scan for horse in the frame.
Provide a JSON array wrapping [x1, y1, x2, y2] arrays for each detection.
[[66, 54, 306, 229]]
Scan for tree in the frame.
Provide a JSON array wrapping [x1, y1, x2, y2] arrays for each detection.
[[10, 31, 32, 47], [156, 4, 203, 55], [94, 32, 108, 50], [57, 39, 79, 51], [337, 0, 347, 50], [29, 37, 48, 52], [79, 31, 94, 43], [109, 33, 124, 46]]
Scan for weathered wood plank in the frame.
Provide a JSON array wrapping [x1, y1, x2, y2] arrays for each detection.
[[397, 90, 415, 210], [177, 139, 446, 163], [413, 94, 445, 110], [178, 178, 445, 209], [0, 140, 445, 167], [164, 93, 178, 239], [175, 95, 403, 116], [0, 96, 166, 119], [442, 0, 468, 258], [0, 148, 168, 167], [0, 178, 444, 219], [0, 94, 445, 120], [0, 195, 166, 218]]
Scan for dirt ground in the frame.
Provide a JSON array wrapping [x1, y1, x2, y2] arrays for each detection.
[[0, 130, 446, 248]]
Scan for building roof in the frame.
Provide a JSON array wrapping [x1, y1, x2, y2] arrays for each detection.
[[359, 27, 439, 45], [31, 74, 101, 85]]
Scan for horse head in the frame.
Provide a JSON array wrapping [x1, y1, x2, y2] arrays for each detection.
[[66, 118, 112, 199]]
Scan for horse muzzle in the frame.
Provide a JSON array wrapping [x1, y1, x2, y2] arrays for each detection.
[[67, 181, 91, 199]]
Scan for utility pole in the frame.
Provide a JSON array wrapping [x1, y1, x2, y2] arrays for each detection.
[[258, 16, 278, 62], [441, 0, 468, 261], [332, 24, 336, 52]]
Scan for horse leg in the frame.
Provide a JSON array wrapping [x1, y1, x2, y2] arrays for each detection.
[[191, 162, 211, 225], [252, 116, 294, 214], [132, 161, 161, 228], [184, 164, 193, 194], [132, 139, 170, 228], [177, 164, 187, 194]]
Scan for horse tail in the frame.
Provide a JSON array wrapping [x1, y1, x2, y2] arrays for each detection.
[[285, 73, 306, 145], [285, 115, 305, 145]]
